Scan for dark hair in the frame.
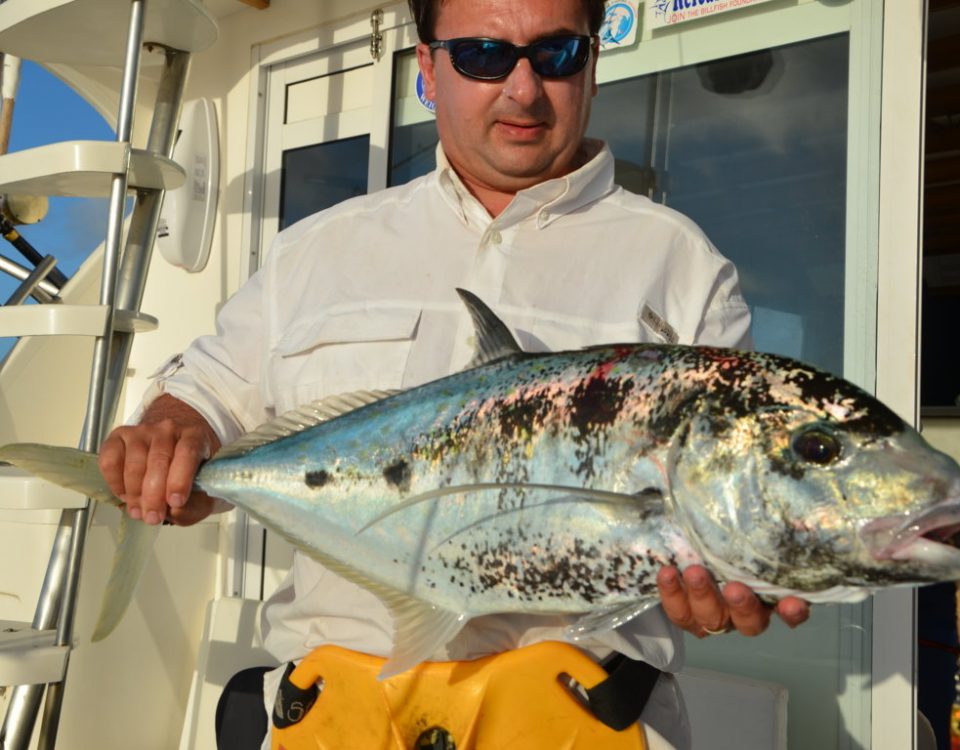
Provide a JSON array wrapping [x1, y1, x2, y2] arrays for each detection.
[[407, 0, 607, 42]]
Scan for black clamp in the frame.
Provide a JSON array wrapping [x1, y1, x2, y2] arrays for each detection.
[[272, 662, 320, 729]]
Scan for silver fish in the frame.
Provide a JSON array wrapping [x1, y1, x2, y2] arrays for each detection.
[[3, 289, 960, 676]]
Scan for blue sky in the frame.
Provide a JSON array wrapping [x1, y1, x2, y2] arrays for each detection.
[[1, 61, 114, 355]]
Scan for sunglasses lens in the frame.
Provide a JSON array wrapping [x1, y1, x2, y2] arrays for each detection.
[[450, 40, 517, 79], [531, 37, 590, 77], [443, 36, 591, 80]]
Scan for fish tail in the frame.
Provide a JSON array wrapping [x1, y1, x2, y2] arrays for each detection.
[[0, 442, 156, 641], [0, 443, 122, 508]]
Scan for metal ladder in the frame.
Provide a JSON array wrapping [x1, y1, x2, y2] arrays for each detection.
[[0, 1, 217, 746]]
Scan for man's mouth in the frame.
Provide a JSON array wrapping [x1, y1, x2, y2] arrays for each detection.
[[496, 120, 546, 139]]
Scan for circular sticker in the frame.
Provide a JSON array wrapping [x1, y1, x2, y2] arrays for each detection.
[[600, 2, 636, 47], [416, 71, 436, 114]]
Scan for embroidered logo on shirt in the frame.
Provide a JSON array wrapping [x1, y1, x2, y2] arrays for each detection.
[[639, 304, 679, 344]]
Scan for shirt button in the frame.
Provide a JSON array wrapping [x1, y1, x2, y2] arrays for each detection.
[[491, 230, 503, 244], [539, 211, 550, 222]]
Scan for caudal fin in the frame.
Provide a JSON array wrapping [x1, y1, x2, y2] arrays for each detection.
[[0, 443, 121, 507], [0, 442, 155, 640]]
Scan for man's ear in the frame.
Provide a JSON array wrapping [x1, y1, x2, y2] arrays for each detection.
[[416, 43, 438, 101]]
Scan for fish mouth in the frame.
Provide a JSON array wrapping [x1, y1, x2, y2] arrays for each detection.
[[865, 501, 960, 565]]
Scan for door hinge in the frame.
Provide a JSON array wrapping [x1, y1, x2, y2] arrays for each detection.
[[370, 9, 384, 61]]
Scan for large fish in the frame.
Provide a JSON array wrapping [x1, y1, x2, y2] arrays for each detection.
[[3, 290, 960, 675]]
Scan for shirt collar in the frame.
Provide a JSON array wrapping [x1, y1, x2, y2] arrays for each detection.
[[433, 138, 615, 231]]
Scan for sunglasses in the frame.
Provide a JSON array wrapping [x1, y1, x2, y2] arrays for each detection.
[[428, 35, 593, 81]]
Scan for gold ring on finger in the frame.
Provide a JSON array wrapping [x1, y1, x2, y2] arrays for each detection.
[[702, 625, 731, 636]]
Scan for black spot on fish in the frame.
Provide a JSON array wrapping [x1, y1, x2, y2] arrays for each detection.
[[383, 459, 412, 493], [304, 470, 330, 488], [569, 376, 632, 438], [497, 394, 548, 439]]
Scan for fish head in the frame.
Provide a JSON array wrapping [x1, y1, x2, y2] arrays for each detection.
[[666, 353, 960, 592]]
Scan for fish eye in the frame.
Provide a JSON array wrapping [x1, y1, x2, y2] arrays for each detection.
[[792, 428, 842, 465]]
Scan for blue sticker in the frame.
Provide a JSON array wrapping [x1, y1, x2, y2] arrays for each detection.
[[416, 72, 436, 114], [600, 2, 636, 46]]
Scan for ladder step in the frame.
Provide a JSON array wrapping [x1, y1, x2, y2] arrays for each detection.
[[0, 466, 87, 511], [0, 305, 158, 337], [0, 142, 186, 198], [0, 621, 68, 687], [0, 0, 218, 66]]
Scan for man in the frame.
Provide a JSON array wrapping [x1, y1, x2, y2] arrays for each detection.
[[100, 0, 808, 746]]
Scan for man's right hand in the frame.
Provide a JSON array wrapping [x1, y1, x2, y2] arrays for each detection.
[[98, 394, 222, 527]]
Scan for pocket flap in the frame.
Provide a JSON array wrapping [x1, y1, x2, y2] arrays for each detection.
[[276, 306, 423, 357]]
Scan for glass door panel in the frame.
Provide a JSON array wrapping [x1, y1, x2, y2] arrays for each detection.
[[389, 48, 438, 186], [591, 34, 849, 373], [260, 39, 374, 253], [280, 135, 370, 229]]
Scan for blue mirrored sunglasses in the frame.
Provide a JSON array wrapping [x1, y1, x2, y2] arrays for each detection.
[[428, 35, 593, 81]]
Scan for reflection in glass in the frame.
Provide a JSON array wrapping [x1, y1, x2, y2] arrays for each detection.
[[590, 35, 849, 375], [390, 120, 438, 187], [279, 135, 370, 230], [389, 50, 438, 186]]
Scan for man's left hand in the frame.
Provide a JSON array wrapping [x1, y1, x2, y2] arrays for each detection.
[[656, 565, 809, 638]]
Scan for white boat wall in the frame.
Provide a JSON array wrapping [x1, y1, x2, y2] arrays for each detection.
[[0, 0, 954, 748]]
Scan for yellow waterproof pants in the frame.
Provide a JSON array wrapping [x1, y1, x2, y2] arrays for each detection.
[[271, 641, 648, 750]]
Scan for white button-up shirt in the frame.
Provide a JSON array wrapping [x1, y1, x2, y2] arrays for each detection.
[[154, 140, 751, 747]]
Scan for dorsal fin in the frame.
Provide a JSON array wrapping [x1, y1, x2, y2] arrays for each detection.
[[216, 389, 399, 459], [456, 288, 523, 368]]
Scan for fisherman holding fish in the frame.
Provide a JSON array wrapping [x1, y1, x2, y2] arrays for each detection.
[[96, 0, 809, 746]]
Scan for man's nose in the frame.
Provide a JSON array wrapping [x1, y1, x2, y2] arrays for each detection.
[[501, 57, 545, 106]]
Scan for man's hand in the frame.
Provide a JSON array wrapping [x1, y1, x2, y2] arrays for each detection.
[[657, 565, 809, 638], [98, 394, 222, 527]]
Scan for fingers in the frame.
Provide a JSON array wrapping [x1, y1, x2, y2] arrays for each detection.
[[657, 565, 726, 636], [722, 582, 771, 637], [774, 596, 810, 629], [98, 431, 128, 499], [167, 430, 212, 509], [97, 419, 213, 526], [657, 565, 808, 638]]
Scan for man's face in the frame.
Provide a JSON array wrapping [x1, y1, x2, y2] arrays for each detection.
[[417, 0, 598, 200]]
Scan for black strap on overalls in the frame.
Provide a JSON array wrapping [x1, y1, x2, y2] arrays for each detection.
[[586, 653, 663, 731]]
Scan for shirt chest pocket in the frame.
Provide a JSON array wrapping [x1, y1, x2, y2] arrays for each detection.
[[269, 307, 422, 412]]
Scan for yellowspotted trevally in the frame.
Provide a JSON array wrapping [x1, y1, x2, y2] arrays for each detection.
[[3, 289, 960, 676]]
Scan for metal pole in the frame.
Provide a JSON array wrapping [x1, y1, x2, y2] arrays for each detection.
[[0, 3, 147, 748], [0, 53, 20, 156], [0, 253, 59, 300], [99, 47, 190, 435], [37, 0, 149, 741], [0, 217, 69, 290], [4, 255, 58, 305]]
